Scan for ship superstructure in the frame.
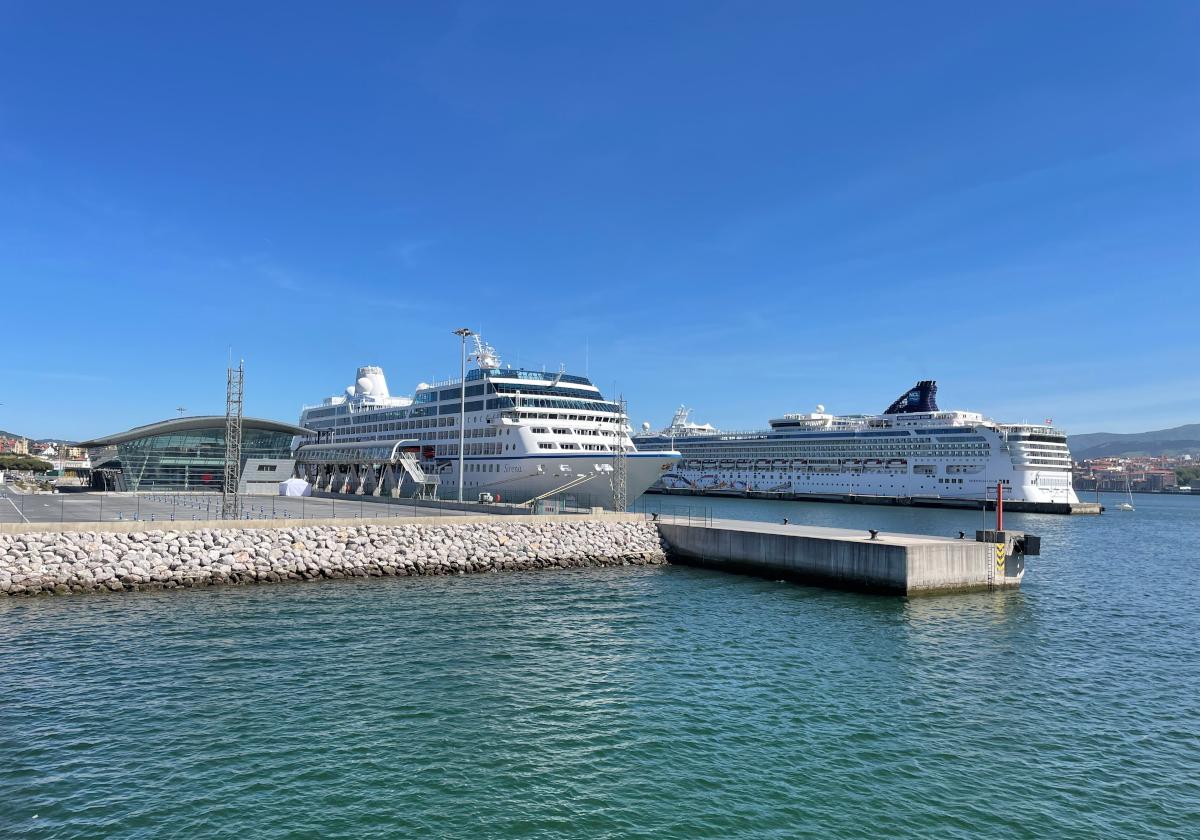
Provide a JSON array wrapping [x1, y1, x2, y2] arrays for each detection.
[[296, 337, 679, 508], [633, 381, 1079, 506]]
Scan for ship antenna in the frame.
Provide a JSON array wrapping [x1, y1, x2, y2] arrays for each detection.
[[470, 334, 501, 370]]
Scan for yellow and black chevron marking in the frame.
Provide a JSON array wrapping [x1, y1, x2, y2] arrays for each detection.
[[994, 543, 1006, 573]]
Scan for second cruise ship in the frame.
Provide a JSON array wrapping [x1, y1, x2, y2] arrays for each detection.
[[633, 381, 1085, 511], [296, 336, 679, 509]]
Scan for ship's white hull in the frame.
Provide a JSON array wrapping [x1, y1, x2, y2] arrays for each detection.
[[654, 455, 1078, 505], [636, 380, 1081, 508], [435, 452, 680, 509]]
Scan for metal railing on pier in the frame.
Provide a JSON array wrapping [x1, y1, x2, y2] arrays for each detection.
[[632, 497, 714, 526], [0, 488, 619, 527]]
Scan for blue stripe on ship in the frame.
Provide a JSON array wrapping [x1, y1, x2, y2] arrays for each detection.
[[456, 453, 679, 461], [638, 426, 985, 444]]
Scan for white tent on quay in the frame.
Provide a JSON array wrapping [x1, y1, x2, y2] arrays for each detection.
[[279, 477, 312, 497]]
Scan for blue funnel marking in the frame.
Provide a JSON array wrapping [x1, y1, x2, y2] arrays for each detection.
[[883, 381, 939, 414]]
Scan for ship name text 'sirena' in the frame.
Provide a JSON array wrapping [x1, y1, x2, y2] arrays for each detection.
[[296, 336, 679, 508], [633, 381, 1079, 507]]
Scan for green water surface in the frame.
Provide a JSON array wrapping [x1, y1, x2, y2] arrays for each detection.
[[2, 493, 1197, 838]]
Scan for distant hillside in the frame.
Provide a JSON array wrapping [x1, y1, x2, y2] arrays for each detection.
[[0, 428, 78, 446], [1070, 424, 1200, 460]]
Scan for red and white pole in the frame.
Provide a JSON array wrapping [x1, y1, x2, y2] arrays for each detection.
[[996, 480, 1004, 531]]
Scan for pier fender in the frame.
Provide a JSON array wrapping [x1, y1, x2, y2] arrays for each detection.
[[975, 529, 1029, 582], [1014, 534, 1041, 556]]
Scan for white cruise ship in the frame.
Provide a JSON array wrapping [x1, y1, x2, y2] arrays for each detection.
[[633, 381, 1081, 509], [296, 336, 679, 508]]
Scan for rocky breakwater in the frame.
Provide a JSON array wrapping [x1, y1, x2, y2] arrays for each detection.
[[0, 520, 668, 595]]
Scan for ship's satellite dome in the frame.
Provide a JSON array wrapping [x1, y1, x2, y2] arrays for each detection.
[[816, 404, 825, 413], [345, 386, 355, 397], [417, 382, 430, 390], [642, 421, 651, 432], [356, 376, 374, 394]]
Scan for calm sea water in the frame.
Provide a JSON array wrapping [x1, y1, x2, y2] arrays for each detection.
[[2, 493, 1198, 838]]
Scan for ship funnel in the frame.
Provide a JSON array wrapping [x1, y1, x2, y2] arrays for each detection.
[[355, 365, 391, 399], [883, 380, 939, 414]]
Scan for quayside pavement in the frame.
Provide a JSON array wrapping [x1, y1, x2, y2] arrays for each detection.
[[0, 488, 479, 527]]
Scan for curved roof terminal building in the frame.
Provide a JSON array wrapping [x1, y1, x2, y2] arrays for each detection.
[[80, 416, 307, 492]]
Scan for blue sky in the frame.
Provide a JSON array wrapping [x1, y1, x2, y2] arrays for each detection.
[[1, 1, 1196, 439]]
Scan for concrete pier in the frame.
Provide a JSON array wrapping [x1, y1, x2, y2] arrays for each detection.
[[1, 507, 1036, 598], [657, 518, 1033, 595]]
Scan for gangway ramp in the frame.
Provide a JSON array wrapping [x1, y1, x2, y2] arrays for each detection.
[[295, 439, 440, 499]]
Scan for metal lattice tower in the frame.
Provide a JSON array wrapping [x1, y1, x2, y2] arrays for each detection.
[[221, 360, 244, 519], [611, 395, 628, 512]]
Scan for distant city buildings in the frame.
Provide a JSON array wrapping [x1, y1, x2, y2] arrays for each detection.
[[0, 436, 91, 484], [0, 437, 87, 460], [0, 436, 30, 455], [1072, 455, 1191, 493]]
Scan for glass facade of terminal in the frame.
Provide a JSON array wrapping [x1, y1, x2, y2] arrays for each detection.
[[111, 427, 295, 491]]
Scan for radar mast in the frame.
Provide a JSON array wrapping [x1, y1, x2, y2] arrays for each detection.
[[470, 335, 500, 370]]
